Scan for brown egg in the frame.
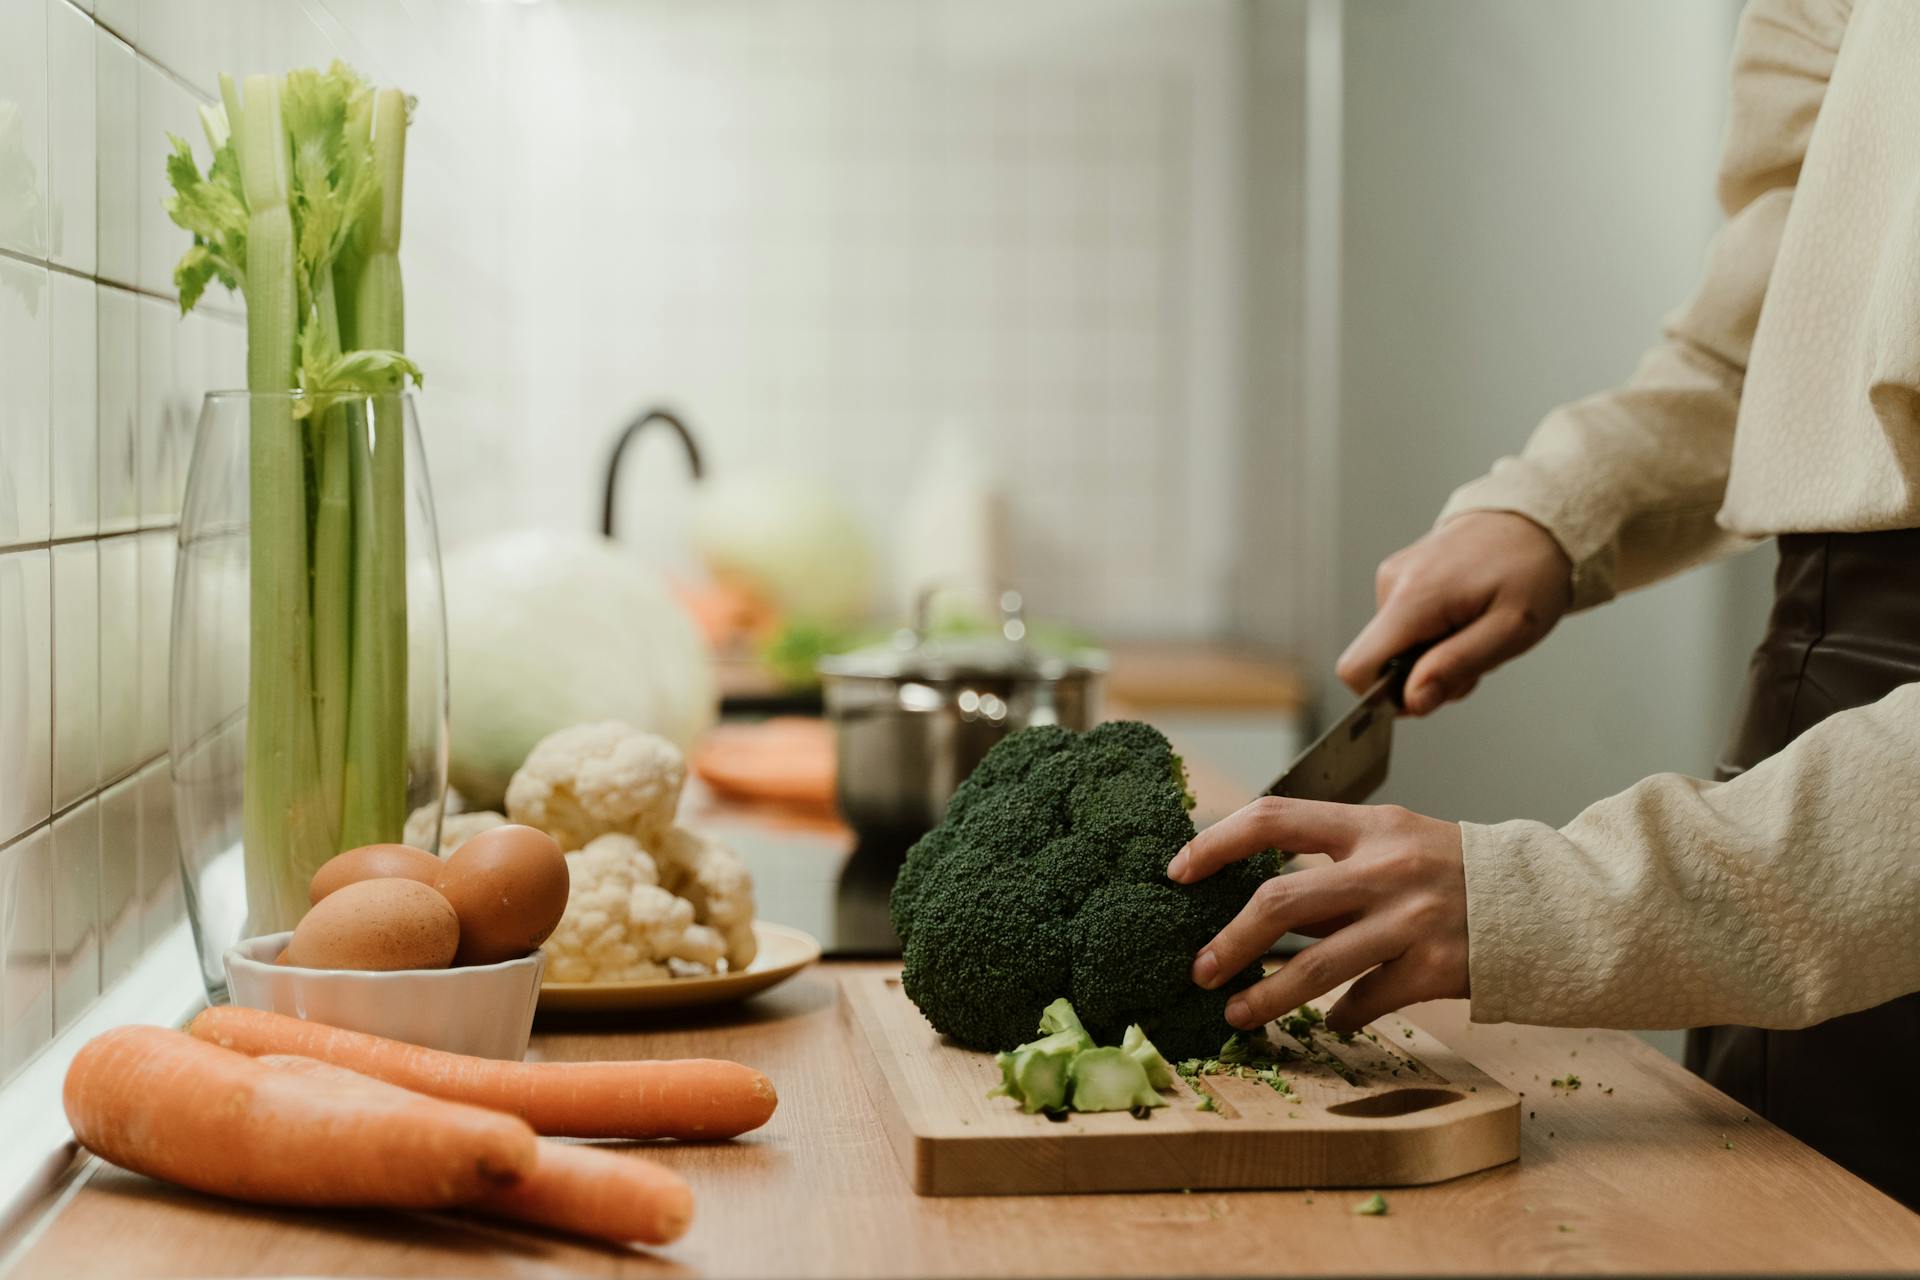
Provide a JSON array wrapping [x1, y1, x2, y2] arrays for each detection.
[[285, 878, 460, 971], [309, 843, 446, 906], [434, 824, 570, 966], [273, 947, 293, 965]]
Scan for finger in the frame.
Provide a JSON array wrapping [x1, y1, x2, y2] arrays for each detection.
[[1402, 606, 1541, 715], [1334, 578, 1467, 695], [1169, 796, 1370, 884], [1324, 958, 1431, 1033], [1223, 919, 1405, 1030], [1191, 865, 1370, 990], [1336, 605, 1422, 695], [1286, 912, 1358, 939]]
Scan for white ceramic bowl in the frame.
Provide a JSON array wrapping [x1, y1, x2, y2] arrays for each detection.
[[224, 932, 546, 1060]]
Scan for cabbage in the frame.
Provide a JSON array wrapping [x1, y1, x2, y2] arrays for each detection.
[[443, 531, 716, 810], [691, 474, 876, 625]]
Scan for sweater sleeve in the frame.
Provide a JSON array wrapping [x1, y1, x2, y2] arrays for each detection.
[[1462, 682, 1920, 1030], [1437, 0, 1849, 609]]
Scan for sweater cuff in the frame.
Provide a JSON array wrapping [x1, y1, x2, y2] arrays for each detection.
[[1437, 468, 1619, 611], [1459, 817, 1579, 1026]]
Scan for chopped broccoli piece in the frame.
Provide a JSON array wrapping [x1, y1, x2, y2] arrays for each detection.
[[986, 1028, 1084, 1114], [1068, 1047, 1165, 1113], [1122, 1024, 1175, 1090], [1038, 997, 1095, 1051], [1353, 1193, 1389, 1216], [892, 722, 1278, 1058]]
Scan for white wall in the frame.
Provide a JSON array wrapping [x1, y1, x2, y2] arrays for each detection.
[[483, 0, 1250, 637], [1327, 0, 1773, 829]]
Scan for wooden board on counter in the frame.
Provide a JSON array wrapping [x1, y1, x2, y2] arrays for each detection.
[[842, 972, 1517, 1196], [1104, 643, 1306, 714]]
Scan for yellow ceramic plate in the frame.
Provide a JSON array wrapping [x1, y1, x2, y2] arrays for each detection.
[[536, 922, 822, 1014]]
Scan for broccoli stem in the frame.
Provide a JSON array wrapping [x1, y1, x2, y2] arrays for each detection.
[[1122, 1024, 1175, 1090], [987, 1029, 1083, 1114], [1038, 998, 1095, 1051], [1067, 1047, 1165, 1113]]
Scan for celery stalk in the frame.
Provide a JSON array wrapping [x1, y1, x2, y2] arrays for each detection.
[[340, 88, 410, 847], [309, 286, 353, 840], [236, 74, 330, 931], [166, 65, 422, 924]]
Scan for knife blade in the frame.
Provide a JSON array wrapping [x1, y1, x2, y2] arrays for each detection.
[[1263, 644, 1429, 806]]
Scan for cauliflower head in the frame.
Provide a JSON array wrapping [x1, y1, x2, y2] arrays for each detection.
[[439, 810, 507, 853], [544, 833, 707, 982], [506, 721, 687, 851], [657, 825, 758, 970]]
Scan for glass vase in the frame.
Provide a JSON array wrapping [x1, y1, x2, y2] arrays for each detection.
[[170, 391, 448, 1001]]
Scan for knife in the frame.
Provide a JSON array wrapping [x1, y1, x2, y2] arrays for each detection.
[[1263, 643, 1431, 806]]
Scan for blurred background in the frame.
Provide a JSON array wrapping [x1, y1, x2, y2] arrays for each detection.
[[0, 0, 1767, 1072], [460, 0, 1766, 825]]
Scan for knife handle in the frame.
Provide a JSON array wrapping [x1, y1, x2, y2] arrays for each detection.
[[1379, 640, 1437, 710]]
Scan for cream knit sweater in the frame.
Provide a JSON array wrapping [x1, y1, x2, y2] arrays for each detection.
[[1441, 0, 1920, 1029]]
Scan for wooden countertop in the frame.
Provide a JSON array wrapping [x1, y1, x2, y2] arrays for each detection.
[[717, 641, 1308, 716], [11, 962, 1920, 1278]]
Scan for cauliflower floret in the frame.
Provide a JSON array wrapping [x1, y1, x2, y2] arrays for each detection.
[[577, 831, 659, 884], [438, 810, 508, 854], [667, 923, 727, 972], [657, 825, 758, 970], [544, 834, 703, 982], [506, 721, 686, 851]]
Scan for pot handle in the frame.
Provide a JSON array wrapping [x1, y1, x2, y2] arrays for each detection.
[[600, 407, 704, 540]]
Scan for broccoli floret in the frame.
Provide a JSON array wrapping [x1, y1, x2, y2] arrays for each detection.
[[893, 721, 1277, 1060], [1122, 1024, 1175, 1090], [1067, 1047, 1165, 1112]]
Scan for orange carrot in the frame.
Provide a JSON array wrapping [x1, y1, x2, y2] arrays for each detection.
[[474, 1140, 695, 1247], [255, 1057, 692, 1245], [63, 1027, 536, 1208], [189, 1006, 778, 1140]]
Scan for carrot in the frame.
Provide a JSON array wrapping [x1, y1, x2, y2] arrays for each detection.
[[474, 1140, 695, 1247], [255, 1057, 693, 1246], [63, 1027, 536, 1208], [189, 1006, 778, 1140]]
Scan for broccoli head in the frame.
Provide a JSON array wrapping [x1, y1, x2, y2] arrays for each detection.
[[891, 721, 1276, 1059]]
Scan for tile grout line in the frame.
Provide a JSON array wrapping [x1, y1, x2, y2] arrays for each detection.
[[0, 246, 247, 321], [0, 752, 168, 861], [91, 12, 218, 110], [0, 523, 181, 558]]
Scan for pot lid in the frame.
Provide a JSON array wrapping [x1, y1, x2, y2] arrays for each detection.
[[815, 590, 1107, 682]]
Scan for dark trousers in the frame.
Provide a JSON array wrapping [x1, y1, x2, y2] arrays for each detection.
[[1686, 530, 1920, 1209]]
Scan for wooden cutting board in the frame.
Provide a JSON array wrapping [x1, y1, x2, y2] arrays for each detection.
[[841, 972, 1520, 1196]]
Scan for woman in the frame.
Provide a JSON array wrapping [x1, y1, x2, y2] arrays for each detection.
[[1172, 0, 1920, 1206]]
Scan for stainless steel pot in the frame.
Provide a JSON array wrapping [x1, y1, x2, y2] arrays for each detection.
[[818, 593, 1105, 835]]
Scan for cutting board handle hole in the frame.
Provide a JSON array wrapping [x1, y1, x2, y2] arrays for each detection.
[[1325, 1088, 1462, 1118]]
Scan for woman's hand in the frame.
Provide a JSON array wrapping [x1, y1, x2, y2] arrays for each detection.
[[1337, 511, 1574, 715], [1167, 797, 1470, 1033]]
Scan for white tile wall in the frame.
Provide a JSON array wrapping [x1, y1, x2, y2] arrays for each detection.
[[50, 797, 99, 1031], [47, 0, 96, 273], [487, 0, 1244, 637], [94, 29, 137, 287], [0, 257, 51, 548], [51, 542, 98, 809], [2, 825, 53, 1076], [0, 0, 526, 1087], [49, 271, 96, 537], [0, 0, 50, 259]]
